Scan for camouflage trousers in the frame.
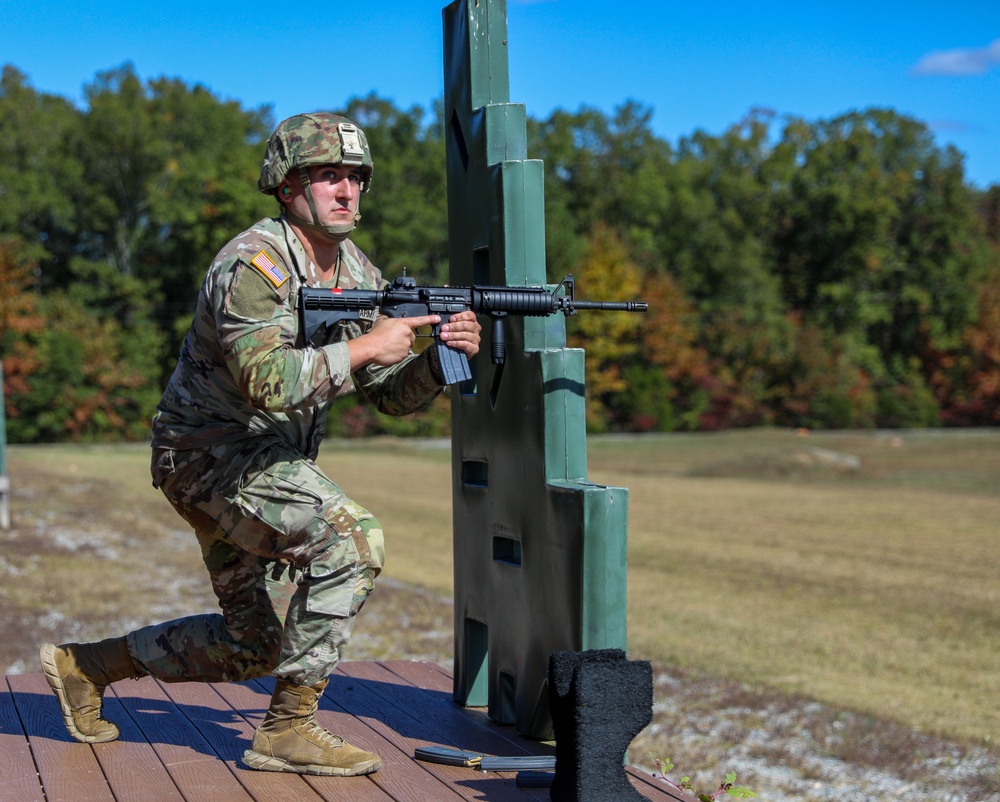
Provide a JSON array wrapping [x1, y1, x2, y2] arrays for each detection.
[[128, 439, 384, 687]]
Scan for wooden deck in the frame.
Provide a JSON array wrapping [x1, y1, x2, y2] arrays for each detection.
[[1, 660, 683, 801]]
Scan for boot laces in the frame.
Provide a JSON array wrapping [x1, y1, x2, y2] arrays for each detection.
[[304, 723, 345, 749]]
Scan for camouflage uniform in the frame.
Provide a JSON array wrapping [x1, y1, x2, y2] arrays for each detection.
[[132, 214, 443, 687]]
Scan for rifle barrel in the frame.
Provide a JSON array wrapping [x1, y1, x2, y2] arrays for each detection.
[[567, 300, 648, 312]]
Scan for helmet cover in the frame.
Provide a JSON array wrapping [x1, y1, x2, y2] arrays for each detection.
[[258, 112, 373, 195]]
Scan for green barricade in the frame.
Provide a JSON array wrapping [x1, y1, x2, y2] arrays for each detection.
[[443, 0, 630, 740]]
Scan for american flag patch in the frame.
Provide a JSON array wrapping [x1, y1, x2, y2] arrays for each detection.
[[250, 250, 289, 288]]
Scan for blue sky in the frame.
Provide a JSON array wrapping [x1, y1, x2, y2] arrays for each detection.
[[2, 1, 998, 187]]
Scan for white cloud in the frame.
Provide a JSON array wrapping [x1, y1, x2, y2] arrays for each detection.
[[912, 39, 1000, 76], [928, 119, 988, 135]]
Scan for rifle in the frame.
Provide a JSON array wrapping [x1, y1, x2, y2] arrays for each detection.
[[300, 273, 648, 387]]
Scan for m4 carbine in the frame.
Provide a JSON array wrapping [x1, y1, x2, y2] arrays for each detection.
[[300, 274, 648, 386]]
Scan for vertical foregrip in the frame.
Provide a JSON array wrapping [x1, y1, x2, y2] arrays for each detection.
[[490, 315, 506, 365]]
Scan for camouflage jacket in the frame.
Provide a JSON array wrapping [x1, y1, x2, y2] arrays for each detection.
[[151, 215, 443, 458]]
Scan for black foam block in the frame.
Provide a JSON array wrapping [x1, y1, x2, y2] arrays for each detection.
[[548, 649, 653, 802]]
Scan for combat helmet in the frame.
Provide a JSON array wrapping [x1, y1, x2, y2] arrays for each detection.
[[259, 112, 373, 240]]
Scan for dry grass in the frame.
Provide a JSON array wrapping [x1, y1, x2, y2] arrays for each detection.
[[315, 439, 457, 596], [585, 430, 999, 745], [4, 429, 997, 780], [0, 445, 216, 673], [323, 429, 1000, 747]]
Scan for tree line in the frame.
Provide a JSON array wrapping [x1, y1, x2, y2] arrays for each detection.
[[1, 63, 998, 442]]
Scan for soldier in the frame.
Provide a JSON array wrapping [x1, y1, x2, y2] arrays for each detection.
[[39, 112, 481, 776]]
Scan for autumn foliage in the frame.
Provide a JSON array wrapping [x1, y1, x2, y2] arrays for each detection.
[[1, 64, 998, 441]]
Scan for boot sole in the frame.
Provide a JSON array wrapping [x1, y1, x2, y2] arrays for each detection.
[[38, 643, 120, 744], [241, 749, 382, 776]]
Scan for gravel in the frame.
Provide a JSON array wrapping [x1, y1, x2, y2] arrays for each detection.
[[630, 667, 999, 802]]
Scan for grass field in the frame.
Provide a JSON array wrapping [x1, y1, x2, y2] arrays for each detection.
[[591, 429, 999, 746], [4, 428, 997, 752]]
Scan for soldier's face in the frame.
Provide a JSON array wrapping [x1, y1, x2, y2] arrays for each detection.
[[283, 164, 362, 226]]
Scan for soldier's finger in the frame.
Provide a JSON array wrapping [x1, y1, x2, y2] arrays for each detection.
[[397, 315, 441, 330]]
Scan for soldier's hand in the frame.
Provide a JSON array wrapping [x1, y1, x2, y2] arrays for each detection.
[[350, 315, 441, 369], [438, 310, 482, 358]]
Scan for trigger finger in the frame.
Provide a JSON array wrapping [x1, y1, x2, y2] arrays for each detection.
[[410, 314, 441, 329]]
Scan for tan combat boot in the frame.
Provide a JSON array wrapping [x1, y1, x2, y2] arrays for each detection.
[[39, 637, 143, 743], [242, 678, 382, 776]]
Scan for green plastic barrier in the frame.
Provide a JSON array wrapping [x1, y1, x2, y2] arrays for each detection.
[[442, 0, 630, 740]]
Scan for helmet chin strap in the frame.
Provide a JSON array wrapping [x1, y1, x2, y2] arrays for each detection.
[[286, 167, 361, 243]]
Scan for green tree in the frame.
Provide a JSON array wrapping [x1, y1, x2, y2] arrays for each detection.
[[612, 268, 707, 432], [565, 225, 645, 430], [778, 315, 877, 429], [344, 93, 449, 281], [0, 66, 83, 268], [659, 113, 795, 428], [529, 101, 673, 280], [6, 287, 160, 442], [667, 111, 785, 317], [74, 64, 274, 363], [142, 73, 274, 319], [1, 64, 276, 439], [0, 236, 45, 415], [4, 61, 998, 436], [772, 110, 988, 377], [980, 185, 1000, 245]]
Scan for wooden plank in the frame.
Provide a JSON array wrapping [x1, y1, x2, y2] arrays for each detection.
[[379, 657, 541, 746], [332, 661, 550, 801], [378, 659, 455, 691], [627, 768, 691, 802], [345, 661, 549, 759], [378, 658, 552, 755], [379, 660, 687, 802], [245, 675, 474, 801], [0, 677, 45, 802], [155, 679, 322, 802], [89, 684, 185, 802], [382, 658, 452, 685], [109, 677, 256, 802], [8, 673, 116, 802], [1, 662, 688, 801], [215, 678, 397, 802]]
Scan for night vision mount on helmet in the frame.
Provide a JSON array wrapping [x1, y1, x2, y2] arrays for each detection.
[[258, 112, 374, 241]]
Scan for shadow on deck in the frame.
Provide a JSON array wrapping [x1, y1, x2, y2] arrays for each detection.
[[1, 659, 683, 801]]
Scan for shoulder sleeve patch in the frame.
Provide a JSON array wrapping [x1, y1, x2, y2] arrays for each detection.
[[250, 249, 289, 288]]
